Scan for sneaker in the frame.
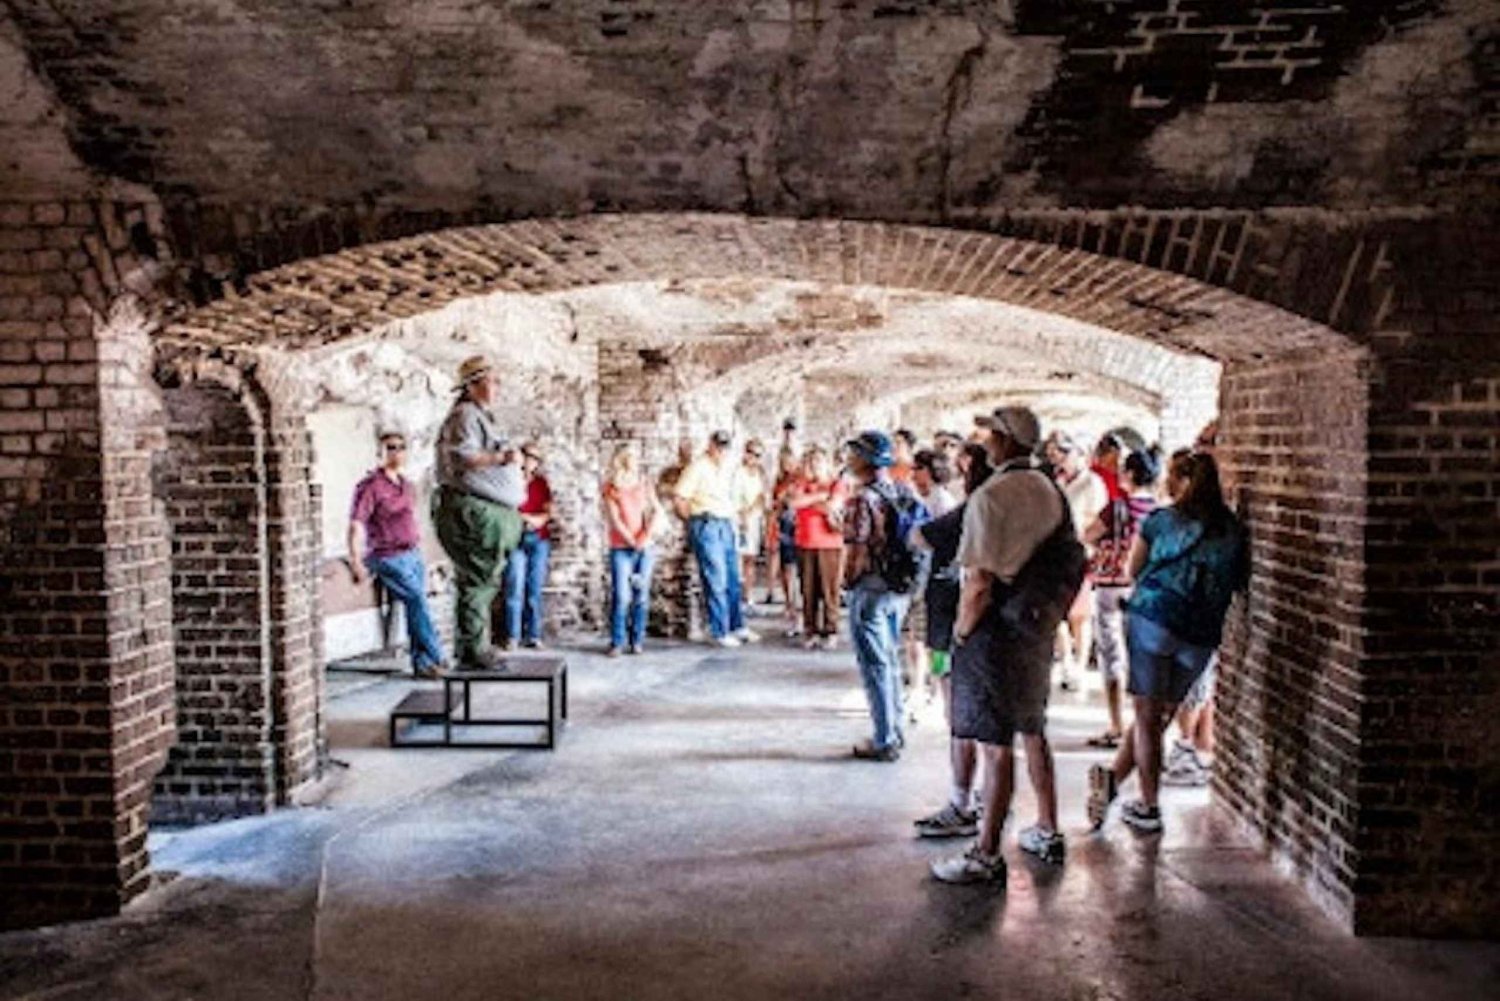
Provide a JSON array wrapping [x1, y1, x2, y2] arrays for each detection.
[[1163, 756, 1210, 787], [1120, 799, 1164, 833], [1017, 824, 1066, 865], [913, 803, 979, 839], [1087, 763, 1118, 830], [606, 646, 622, 658], [626, 643, 643, 656], [522, 638, 543, 650], [802, 637, 821, 650], [1167, 740, 1196, 768], [820, 635, 837, 651], [736, 628, 761, 644], [851, 741, 900, 762], [714, 635, 742, 649], [930, 844, 1007, 885]]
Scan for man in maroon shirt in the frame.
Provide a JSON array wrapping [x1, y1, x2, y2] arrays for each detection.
[[348, 431, 447, 678]]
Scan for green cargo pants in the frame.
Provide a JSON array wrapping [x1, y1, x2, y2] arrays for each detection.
[[435, 487, 524, 663]]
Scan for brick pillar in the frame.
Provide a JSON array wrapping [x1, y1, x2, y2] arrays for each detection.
[[1358, 358, 1498, 936], [153, 379, 276, 822], [1216, 345, 1371, 930], [598, 342, 702, 638], [264, 416, 326, 801], [0, 200, 174, 929]]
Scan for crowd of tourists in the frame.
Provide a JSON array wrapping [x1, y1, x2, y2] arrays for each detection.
[[346, 354, 1248, 887]]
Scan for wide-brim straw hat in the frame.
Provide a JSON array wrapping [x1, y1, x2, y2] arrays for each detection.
[[455, 355, 494, 391]]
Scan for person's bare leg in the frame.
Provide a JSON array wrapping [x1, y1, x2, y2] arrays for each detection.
[[1073, 612, 1093, 679], [1022, 732, 1058, 831], [1105, 678, 1124, 737], [976, 744, 1015, 855], [1194, 696, 1215, 756], [1175, 702, 1199, 745], [1111, 718, 1138, 784], [1137, 698, 1178, 808]]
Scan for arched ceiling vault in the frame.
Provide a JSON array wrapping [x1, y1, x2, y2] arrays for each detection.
[[157, 216, 1349, 366]]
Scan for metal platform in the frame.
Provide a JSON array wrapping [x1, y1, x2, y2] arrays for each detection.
[[389, 656, 568, 749]]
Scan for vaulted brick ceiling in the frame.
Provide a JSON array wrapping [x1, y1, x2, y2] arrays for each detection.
[[3, 0, 1494, 220]]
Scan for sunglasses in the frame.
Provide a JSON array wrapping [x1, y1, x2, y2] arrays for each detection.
[[384, 442, 407, 452]]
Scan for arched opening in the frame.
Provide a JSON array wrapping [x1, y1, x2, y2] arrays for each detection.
[[152, 378, 274, 822], [143, 214, 1371, 931], [147, 357, 327, 825]]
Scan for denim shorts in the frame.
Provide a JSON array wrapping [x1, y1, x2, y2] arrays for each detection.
[[1125, 612, 1215, 703]]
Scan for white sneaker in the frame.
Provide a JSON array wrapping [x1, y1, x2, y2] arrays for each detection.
[[715, 635, 742, 649], [1163, 756, 1210, 787], [736, 628, 761, 644], [1017, 824, 1066, 865], [931, 844, 1007, 885]]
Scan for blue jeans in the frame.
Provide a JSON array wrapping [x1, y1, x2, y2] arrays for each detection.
[[502, 531, 551, 643], [609, 547, 655, 649], [688, 516, 744, 639], [848, 582, 904, 750], [367, 548, 445, 670]]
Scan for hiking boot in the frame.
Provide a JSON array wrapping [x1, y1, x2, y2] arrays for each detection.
[[930, 844, 1007, 885], [1087, 763, 1118, 830], [851, 741, 900, 762], [457, 647, 508, 672], [1120, 799, 1164, 833], [913, 802, 979, 839], [1017, 824, 1066, 865]]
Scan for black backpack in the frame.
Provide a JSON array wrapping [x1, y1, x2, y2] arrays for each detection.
[[869, 481, 931, 595], [995, 476, 1088, 639]]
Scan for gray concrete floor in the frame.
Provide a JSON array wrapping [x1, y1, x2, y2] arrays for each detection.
[[3, 623, 1496, 1001]]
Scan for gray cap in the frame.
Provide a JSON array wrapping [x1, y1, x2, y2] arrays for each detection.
[[975, 406, 1042, 450]]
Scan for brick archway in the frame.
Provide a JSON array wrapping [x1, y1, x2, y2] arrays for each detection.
[[153, 213, 1383, 928], [160, 214, 1346, 363], [150, 353, 327, 823], [6, 209, 1487, 937]]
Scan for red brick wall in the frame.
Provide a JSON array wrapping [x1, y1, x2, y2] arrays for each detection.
[[1359, 360, 1499, 936], [152, 381, 275, 822], [0, 199, 175, 929], [1217, 346, 1371, 927]]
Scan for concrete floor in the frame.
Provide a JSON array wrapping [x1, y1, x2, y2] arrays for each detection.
[[2, 625, 1495, 1001]]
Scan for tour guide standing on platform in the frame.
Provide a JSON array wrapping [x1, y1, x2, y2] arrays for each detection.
[[435, 356, 525, 670], [347, 430, 447, 679]]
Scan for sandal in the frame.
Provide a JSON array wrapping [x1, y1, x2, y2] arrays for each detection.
[[1086, 731, 1122, 749]]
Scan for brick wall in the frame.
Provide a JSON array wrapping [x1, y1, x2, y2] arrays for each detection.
[[0, 199, 175, 929], [153, 381, 274, 822], [598, 341, 703, 638], [1217, 345, 1371, 926], [1351, 221, 1500, 936], [1359, 361, 1499, 936]]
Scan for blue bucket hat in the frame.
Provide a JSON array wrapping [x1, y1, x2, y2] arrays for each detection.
[[845, 430, 895, 469]]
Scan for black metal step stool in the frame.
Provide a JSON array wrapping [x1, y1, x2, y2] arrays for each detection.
[[389, 655, 568, 749]]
